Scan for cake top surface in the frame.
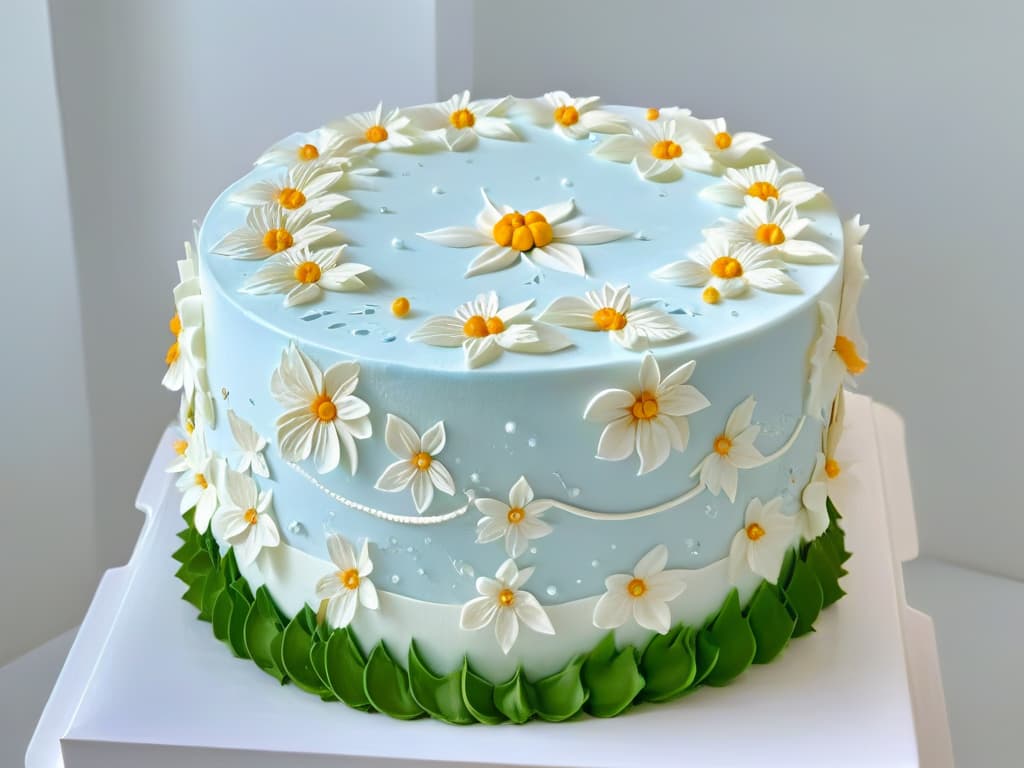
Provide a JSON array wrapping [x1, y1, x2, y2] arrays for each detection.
[[199, 95, 844, 374]]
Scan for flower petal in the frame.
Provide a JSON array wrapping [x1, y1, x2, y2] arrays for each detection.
[[327, 532, 356, 570], [596, 416, 637, 461], [593, 589, 631, 629], [636, 418, 672, 475], [420, 420, 446, 455], [495, 606, 519, 654], [464, 336, 503, 369], [531, 243, 585, 276], [428, 461, 456, 496], [509, 476, 533, 508], [460, 595, 498, 631], [374, 460, 417, 492], [584, 388, 634, 422], [513, 592, 555, 635], [410, 470, 435, 513], [536, 296, 597, 329], [326, 589, 358, 629], [417, 226, 490, 248], [553, 224, 630, 245], [465, 245, 518, 277], [633, 596, 671, 634], [634, 544, 668, 579]]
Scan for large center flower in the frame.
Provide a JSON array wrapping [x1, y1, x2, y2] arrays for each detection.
[[491, 211, 553, 252], [631, 391, 659, 420]]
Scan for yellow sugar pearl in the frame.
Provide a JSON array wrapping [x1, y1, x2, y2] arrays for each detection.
[[244, 507, 258, 525], [168, 313, 182, 336], [391, 297, 411, 317], [631, 391, 659, 421], [834, 335, 868, 375], [498, 588, 516, 606], [165, 340, 180, 366], [714, 131, 732, 149], [645, 108, 660, 121], [507, 507, 525, 524], [825, 458, 841, 479], [412, 451, 432, 471], [702, 286, 721, 304], [297, 143, 319, 161], [709, 256, 743, 279], [309, 393, 337, 422], [173, 439, 188, 456]]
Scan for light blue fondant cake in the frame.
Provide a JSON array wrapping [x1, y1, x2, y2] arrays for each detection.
[[164, 93, 866, 721]]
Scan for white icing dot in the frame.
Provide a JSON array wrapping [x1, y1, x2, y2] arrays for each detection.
[[634, 231, 649, 241], [391, 574, 400, 584], [591, 559, 600, 568], [469, 472, 480, 483], [527, 437, 537, 448], [686, 538, 702, 555], [576, 578, 583, 584], [560, 178, 573, 188], [529, 546, 538, 555], [546, 585, 558, 597], [416, 568, 425, 576], [431, 185, 444, 195], [389, 537, 398, 546], [610, 543, 617, 550], [423, 536, 432, 545], [378, 206, 389, 214], [287, 521, 306, 535], [406, 546, 415, 553], [705, 505, 717, 519], [391, 237, 405, 249], [569, 487, 581, 498], [504, 421, 517, 434]]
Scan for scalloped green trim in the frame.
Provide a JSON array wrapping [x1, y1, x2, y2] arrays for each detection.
[[175, 499, 851, 724]]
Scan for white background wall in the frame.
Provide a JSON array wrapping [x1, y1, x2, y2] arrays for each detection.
[[3, 0, 1022, 666]]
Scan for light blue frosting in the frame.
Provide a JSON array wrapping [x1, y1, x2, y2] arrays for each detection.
[[197, 103, 844, 605]]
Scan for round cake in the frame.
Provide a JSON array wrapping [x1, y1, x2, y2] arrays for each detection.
[[165, 92, 865, 722]]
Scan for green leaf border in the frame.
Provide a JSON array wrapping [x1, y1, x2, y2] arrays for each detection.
[[174, 498, 851, 724]]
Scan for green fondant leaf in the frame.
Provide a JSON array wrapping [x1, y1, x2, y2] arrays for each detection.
[[200, 568, 226, 622], [783, 556, 824, 637], [494, 667, 537, 724], [779, 547, 797, 587], [534, 654, 588, 722], [281, 614, 329, 695], [182, 507, 196, 529], [227, 588, 252, 659], [182, 574, 207, 614], [324, 628, 372, 710], [219, 548, 241, 584], [807, 542, 846, 607], [185, 549, 214, 578], [689, 629, 721, 691], [461, 659, 505, 725], [407, 642, 475, 725], [309, 640, 338, 701], [254, 585, 287, 625], [640, 626, 698, 703], [270, 632, 288, 684], [172, 536, 200, 565], [703, 589, 756, 687], [363, 642, 425, 720], [581, 632, 644, 716], [211, 588, 233, 643], [231, 578, 254, 604], [746, 583, 796, 664], [243, 597, 285, 682]]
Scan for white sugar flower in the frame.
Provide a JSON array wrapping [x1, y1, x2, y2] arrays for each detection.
[[519, 90, 630, 140], [241, 245, 372, 307], [270, 343, 371, 475], [537, 283, 686, 351], [175, 432, 218, 533], [583, 352, 710, 475], [818, 389, 853, 500], [212, 205, 334, 261], [728, 496, 797, 584], [167, 394, 196, 474], [652, 233, 799, 304], [408, 291, 571, 369], [707, 198, 833, 264], [212, 467, 279, 566], [691, 397, 766, 502], [227, 409, 269, 478], [806, 217, 869, 416], [686, 116, 770, 169], [460, 559, 554, 655], [798, 453, 829, 541], [374, 415, 455, 514], [593, 545, 687, 634], [328, 102, 418, 153], [315, 534, 379, 630], [164, 238, 214, 425], [417, 188, 629, 278], [700, 159, 823, 208], [641, 106, 693, 123], [255, 127, 352, 170], [592, 118, 715, 182], [475, 476, 553, 558], [231, 162, 352, 215], [413, 91, 518, 151]]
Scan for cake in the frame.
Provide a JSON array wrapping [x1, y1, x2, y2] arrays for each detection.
[[164, 92, 863, 723]]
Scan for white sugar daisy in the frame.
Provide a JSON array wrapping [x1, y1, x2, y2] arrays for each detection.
[[374, 415, 455, 514], [475, 477, 553, 558], [798, 452, 830, 541], [212, 467, 279, 566], [255, 127, 352, 170], [212, 205, 334, 261], [167, 394, 196, 475], [707, 198, 834, 264], [241, 245, 371, 307], [592, 118, 715, 182], [691, 397, 767, 502], [700, 159, 823, 208], [315, 534, 379, 630], [460, 559, 554, 655], [593, 545, 687, 634], [175, 431, 219, 533], [226, 409, 269, 478], [583, 352, 710, 475], [519, 90, 631, 140], [413, 91, 518, 151], [687, 116, 771, 169], [328, 102, 418, 153], [231, 162, 352, 216], [728, 496, 797, 584]]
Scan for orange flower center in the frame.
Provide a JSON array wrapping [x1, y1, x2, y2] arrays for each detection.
[[338, 568, 360, 590], [449, 108, 475, 129], [309, 393, 337, 422], [713, 435, 732, 456], [834, 335, 867, 375], [195, 473, 208, 489], [702, 286, 721, 304], [173, 439, 188, 456], [710, 256, 744, 279], [498, 588, 516, 607], [462, 314, 505, 337], [293, 260, 322, 284], [592, 307, 628, 331], [825, 458, 841, 479], [651, 140, 683, 160], [276, 187, 307, 210], [755, 223, 785, 246], [169, 313, 182, 336], [411, 451, 432, 471], [391, 297, 410, 317], [506, 506, 525, 524], [714, 131, 732, 149], [645, 108, 660, 121], [165, 341, 180, 366], [627, 578, 647, 597], [185, 419, 195, 435], [244, 507, 259, 526], [297, 143, 319, 161], [262, 227, 294, 253], [631, 391, 659, 421], [747, 181, 779, 200], [553, 105, 579, 126], [492, 210, 553, 252], [746, 523, 766, 541], [365, 125, 389, 143]]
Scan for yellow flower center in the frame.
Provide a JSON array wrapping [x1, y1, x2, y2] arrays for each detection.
[[755, 223, 785, 246], [825, 458, 841, 479], [645, 108, 660, 121], [710, 256, 744, 279], [244, 507, 258, 526], [492, 211, 553, 252], [165, 341, 180, 366], [309, 392, 337, 422], [195, 473, 208, 489], [834, 335, 867, 374], [702, 286, 721, 304], [365, 125, 389, 143], [173, 439, 188, 456], [747, 181, 779, 200], [297, 143, 319, 161], [169, 313, 182, 336], [507, 506, 525, 524], [553, 105, 579, 126], [276, 187, 307, 210], [592, 307, 628, 331], [713, 435, 732, 456], [651, 140, 683, 160], [449, 108, 476, 129], [498, 588, 516, 607], [338, 568, 360, 590], [262, 227, 294, 253], [627, 578, 647, 597], [462, 314, 505, 338], [411, 451, 432, 471], [391, 297, 410, 317], [293, 260, 322, 284], [746, 522, 766, 541], [631, 391, 660, 421], [714, 131, 732, 149]]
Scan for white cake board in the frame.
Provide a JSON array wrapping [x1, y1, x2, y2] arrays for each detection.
[[26, 394, 953, 768]]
